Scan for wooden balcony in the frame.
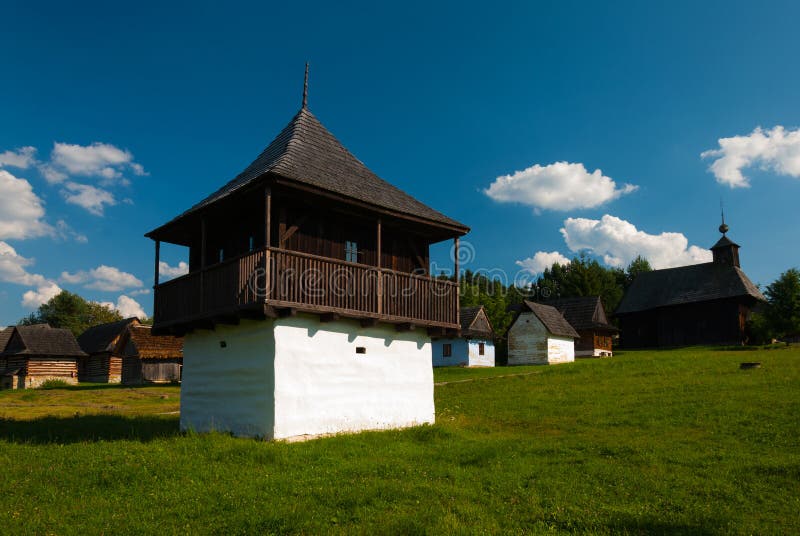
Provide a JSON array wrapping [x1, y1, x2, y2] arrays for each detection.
[[153, 246, 459, 333]]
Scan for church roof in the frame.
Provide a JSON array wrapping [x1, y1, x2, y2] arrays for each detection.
[[147, 106, 468, 238], [521, 301, 580, 339], [545, 296, 618, 332], [711, 235, 740, 249], [615, 262, 765, 315]]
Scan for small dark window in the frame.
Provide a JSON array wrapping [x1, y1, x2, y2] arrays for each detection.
[[218, 248, 224, 263], [442, 343, 452, 357], [355, 346, 366, 354], [219, 341, 227, 348], [345, 240, 358, 263], [249, 236, 255, 252], [478, 342, 485, 356]]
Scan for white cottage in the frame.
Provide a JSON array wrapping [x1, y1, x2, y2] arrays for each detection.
[[432, 306, 495, 367], [507, 301, 579, 365], [145, 70, 468, 440]]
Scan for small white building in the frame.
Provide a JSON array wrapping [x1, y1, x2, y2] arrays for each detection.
[[432, 306, 495, 367], [507, 300, 579, 365]]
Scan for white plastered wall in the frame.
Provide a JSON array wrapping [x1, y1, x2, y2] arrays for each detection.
[[272, 314, 434, 439], [546, 335, 575, 364], [181, 320, 275, 438], [180, 314, 435, 439], [467, 339, 495, 367]]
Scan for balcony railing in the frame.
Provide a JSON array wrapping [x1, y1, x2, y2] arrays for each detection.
[[154, 246, 459, 330]]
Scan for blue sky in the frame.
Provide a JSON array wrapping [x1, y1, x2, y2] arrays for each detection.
[[1, 0, 799, 326]]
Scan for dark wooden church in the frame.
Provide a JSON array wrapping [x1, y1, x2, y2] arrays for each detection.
[[615, 221, 765, 347]]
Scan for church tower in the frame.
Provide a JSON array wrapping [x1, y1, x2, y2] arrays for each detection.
[[710, 215, 740, 268]]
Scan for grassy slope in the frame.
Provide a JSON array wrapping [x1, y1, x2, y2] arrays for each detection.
[[1, 348, 798, 535]]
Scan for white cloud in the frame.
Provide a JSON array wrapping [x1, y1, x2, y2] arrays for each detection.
[[701, 126, 800, 188], [159, 261, 189, 280], [60, 265, 143, 292], [0, 241, 50, 287], [516, 251, 571, 275], [22, 282, 62, 309], [55, 220, 88, 243], [484, 161, 638, 211], [61, 181, 116, 216], [0, 170, 54, 240], [0, 147, 38, 169], [99, 295, 146, 319], [45, 142, 147, 184], [130, 288, 150, 296], [560, 214, 712, 269], [0, 241, 61, 309]]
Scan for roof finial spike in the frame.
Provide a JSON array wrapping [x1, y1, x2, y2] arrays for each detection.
[[719, 198, 729, 235], [302, 62, 309, 109]]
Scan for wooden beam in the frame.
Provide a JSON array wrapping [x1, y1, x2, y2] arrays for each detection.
[[407, 237, 427, 274], [319, 312, 340, 323], [454, 236, 460, 330], [396, 322, 416, 332], [272, 177, 470, 235], [265, 186, 272, 301], [280, 214, 308, 244], [376, 218, 382, 316]]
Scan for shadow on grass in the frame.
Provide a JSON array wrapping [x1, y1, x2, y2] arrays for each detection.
[[0, 414, 180, 444], [52, 382, 181, 391]]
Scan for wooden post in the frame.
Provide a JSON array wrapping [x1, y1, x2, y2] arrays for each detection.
[[265, 186, 272, 301], [376, 218, 382, 315], [454, 236, 460, 328]]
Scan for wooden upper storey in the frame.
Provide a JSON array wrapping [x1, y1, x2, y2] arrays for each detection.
[[146, 102, 468, 333]]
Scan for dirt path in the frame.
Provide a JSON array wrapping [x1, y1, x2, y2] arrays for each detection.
[[434, 370, 542, 386]]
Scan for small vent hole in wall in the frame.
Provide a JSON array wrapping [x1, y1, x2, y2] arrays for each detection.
[[356, 347, 366, 354], [220, 341, 227, 348]]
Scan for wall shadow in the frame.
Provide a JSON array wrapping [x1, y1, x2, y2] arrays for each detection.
[[43, 382, 182, 392], [0, 414, 180, 444]]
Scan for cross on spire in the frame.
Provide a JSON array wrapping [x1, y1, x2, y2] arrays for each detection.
[[719, 198, 729, 235], [302, 62, 309, 109]]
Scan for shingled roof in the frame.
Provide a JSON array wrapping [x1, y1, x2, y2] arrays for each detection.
[[125, 326, 183, 359], [78, 318, 140, 355], [546, 296, 618, 332], [2, 325, 87, 357], [616, 262, 765, 315], [148, 106, 468, 238], [0, 327, 13, 353], [460, 306, 494, 338], [521, 301, 579, 339]]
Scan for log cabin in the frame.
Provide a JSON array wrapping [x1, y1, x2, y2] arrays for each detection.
[[0, 324, 86, 389], [78, 319, 183, 384], [78, 317, 140, 383], [145, 67, 469, 439], [121, 325, 183, 384], [507, 301, 579, 365], [545, 296, 617, 357], [615, 222, 765, 347], [432, 306, 495, 367]]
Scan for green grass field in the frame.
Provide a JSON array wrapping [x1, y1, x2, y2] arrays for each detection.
[[1, 347, 798, 535]]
